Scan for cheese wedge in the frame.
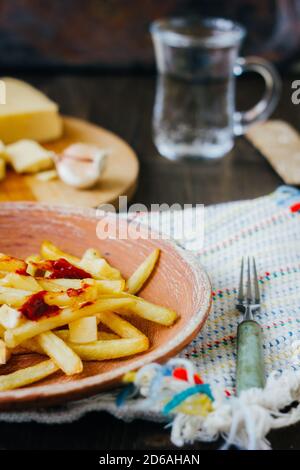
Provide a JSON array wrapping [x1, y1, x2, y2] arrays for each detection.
[[0, 156, 5, 181], [0, 78, 63, 144], [5, 140, 54, 174], [0, 141, 6, 180]]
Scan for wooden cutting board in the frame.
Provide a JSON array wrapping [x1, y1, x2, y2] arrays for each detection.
[[0, 116, 139, 208]]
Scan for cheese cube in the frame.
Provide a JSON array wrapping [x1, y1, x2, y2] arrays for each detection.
[[69, 317, 98, 344], [0, 304, 22, 329], [0, 77, 63, 144], [36, 169, 58, 181], [5, 140, 55, 174]]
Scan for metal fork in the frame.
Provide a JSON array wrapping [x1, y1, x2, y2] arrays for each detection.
[[235, 257, 265, 395]]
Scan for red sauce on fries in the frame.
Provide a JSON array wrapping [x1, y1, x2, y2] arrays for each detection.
[[40, 258, 91, 279], [66, 287, 85, 297], [19, 291, 60, 321], [16, 268, 29, 276]]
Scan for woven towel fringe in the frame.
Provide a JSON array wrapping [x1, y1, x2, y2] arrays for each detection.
[[122, 360, 300, 450], [172, 371, 300, 449]]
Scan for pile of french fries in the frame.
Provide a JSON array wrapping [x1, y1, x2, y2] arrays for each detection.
[[0, 241, 178, 391]]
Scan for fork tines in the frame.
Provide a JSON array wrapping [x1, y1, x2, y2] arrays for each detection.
[[238, 256, 260, 308]]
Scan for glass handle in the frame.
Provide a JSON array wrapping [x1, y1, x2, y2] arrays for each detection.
[[233, 56, 281, 136]]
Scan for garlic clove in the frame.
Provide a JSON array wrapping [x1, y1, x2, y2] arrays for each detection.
[[55, 143, 108, 189]]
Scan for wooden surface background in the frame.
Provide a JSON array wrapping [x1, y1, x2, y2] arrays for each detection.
[[0, 0, 299, 67], [0, 72, 299, 450]]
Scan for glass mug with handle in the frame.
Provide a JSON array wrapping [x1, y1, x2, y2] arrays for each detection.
[[150, 17, 281, 160]]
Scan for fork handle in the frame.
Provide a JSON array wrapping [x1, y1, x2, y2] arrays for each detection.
[[236, 320, 265, 395]]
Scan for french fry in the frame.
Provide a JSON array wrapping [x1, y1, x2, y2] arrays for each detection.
[[0, 254, 27, 274], [126, 248, 160, 294], [0, 359, 59, 391], [41, 241, 122, 281], [0, 339, 11, 364], [80, 246, 122, 279], [44, 284, 98, 307], [69, 316, 98, 343], [0, 273, 42, 292], [0, 287, 30, 308], [38, 278, 87, 291], [122, 297, 177, 326], [95, 279, 125, 294], [43, 291, 77, 308], [37, 278, 67, 292], [97, 332, 119, 341], [38, 278, 125, 294], [40, 240, 80, 265], [0, 304, 23, 328], [37, 331, 83, 375], [21, 333, 149, 361], [68, 336, 149, 361], [97, 311, 145, 339], [37, 278, 95, 292], [4, 298, 135, 348], [55, 329, 119, 342], [79, 257, 122, 281], [26, 254, 42, 276], [101, 292, 178, 326], [81, 248, 102, 260]]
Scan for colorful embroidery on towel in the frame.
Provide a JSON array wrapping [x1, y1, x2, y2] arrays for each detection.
[[117, 361, 215, 418]]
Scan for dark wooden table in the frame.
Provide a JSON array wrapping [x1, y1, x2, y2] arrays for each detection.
[[0, 72, 298, 450]]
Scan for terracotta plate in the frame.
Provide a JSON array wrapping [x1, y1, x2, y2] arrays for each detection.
[[0, 203, 211, 410]]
